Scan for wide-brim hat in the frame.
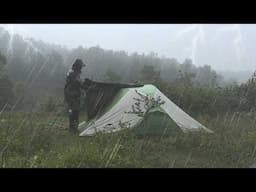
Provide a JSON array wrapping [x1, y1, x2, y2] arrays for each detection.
[[72, 59, 86, 69]]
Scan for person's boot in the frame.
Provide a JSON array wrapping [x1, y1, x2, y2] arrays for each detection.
[[69, 122, 76, 133], [69, 122, 79, 134]]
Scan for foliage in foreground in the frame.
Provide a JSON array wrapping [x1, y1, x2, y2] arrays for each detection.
[[0, 112, 256, 168]]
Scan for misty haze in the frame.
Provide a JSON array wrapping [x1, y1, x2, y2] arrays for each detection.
[[1, 24, 256, 168]]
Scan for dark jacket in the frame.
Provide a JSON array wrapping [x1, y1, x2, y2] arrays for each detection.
[[64, 69, 83, 109]]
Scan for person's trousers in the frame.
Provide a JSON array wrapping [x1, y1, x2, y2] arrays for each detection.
[[68, 108, 80, 132]]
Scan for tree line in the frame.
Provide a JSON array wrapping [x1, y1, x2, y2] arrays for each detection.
[[0, 27, 255, 116]]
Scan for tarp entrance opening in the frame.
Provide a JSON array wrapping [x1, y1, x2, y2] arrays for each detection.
[[84, 81, 143, 120]]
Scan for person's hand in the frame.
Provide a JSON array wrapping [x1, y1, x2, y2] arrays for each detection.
[[84, 78, 92, 82]]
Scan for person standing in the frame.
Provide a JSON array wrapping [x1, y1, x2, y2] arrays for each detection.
[[64, 59, 86, 133]]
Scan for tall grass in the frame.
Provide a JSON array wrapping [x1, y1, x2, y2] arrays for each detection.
[[0, 112, 256, 168]]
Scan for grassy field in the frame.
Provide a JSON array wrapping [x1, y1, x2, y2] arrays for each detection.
[[0, 111, 256, 168]]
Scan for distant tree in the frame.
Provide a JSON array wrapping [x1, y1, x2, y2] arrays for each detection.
[[0, 27, 237, 115], [140, 65, 160, 84], [175, 69, 195, 87], [0, 51, 14, 109], [105, 69, 121, 82], [181, 59, 194, 73], [0, 52, 6, 65]]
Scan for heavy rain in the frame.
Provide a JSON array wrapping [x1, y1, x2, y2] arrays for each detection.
[[0, 24, 256, 168]]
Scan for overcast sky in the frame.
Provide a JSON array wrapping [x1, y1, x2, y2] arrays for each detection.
[[1, 24, 256, 72]]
